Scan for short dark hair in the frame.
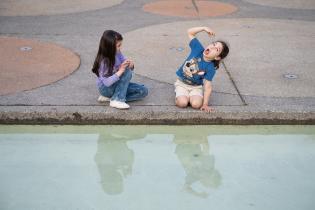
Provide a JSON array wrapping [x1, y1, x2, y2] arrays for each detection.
[[213, 41, 229, 70]]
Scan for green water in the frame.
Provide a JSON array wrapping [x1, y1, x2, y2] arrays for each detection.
[[0, 125, 315, 210]]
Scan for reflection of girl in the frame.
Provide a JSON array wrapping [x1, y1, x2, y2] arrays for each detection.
[[94, 134, 134, 195], [94, 130, 147, 195], [174, 133, 221, 198]]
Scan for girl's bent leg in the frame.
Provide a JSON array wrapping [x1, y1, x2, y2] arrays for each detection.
[[125, 83, 148, 102], [111, 69, 132, 102], [176, 96, 189, 108], [98, 84, 116, 98]]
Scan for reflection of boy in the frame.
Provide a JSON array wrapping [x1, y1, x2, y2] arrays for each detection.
[[174, 134, 221, 198]]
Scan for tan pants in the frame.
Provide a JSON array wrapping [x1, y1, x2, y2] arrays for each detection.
[[174, 79, 203, 98]]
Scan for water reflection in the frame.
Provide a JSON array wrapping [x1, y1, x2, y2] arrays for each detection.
[[94, 131, 146, 195], [2, 125, 315, 210], [174, 132, 221, 198], [95, 128, 221, 197]]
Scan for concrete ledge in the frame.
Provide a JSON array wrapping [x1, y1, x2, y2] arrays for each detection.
[[0, 106, 314, 125]]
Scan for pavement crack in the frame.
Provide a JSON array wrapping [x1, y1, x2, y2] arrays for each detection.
[[134, 73, 240, 96], [191, 0, 199, 14], [134, 73, 173, 86], [222, 62, 247, 106]]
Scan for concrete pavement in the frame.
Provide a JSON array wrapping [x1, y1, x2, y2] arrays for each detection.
[[0, 0, 315, 124]]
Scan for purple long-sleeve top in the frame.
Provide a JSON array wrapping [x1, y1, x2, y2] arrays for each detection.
[[97, 52, 126, 88]]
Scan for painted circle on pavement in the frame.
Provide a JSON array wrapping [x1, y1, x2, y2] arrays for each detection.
[[0, 37, 80, 95], [0, 0, 124, 16], [243, 0, 315, 10], [143, 0, 238, 17]]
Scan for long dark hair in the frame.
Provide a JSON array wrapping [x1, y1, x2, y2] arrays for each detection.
[[92, 30, 123, 77], [213, 41, 229, 70]]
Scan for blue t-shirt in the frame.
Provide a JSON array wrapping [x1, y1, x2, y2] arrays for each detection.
[[176, 38, 216, 85]]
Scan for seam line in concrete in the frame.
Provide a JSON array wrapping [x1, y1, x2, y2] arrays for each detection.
[[134, 73, 173, 86], [191, 2, 246, 105], [192, 0, 200, 14], [134, 73, 240, 96], [222, 61, 247, 106]]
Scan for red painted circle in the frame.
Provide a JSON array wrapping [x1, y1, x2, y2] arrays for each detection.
[[143, 0, 238, 17], [0, 37, 80, 95]]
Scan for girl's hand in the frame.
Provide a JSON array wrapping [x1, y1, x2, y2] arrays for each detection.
[[128, 60, 135, 70], [120, 60, 130, 70], [203, 27, 215, 36], [200, 104, 214, 113], [116, 60, 129, 76]]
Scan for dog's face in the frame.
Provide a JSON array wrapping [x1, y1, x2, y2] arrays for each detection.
[[183, 58, 205, 78], [185, 59, 198, 73], [185, 62, 194, 72]]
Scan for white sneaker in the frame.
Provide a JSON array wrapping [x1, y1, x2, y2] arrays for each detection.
[[97, 95, 110, 103], [110, 100, 130, 109]]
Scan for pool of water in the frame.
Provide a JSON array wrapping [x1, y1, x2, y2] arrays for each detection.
[[0, 125, 315, 210]]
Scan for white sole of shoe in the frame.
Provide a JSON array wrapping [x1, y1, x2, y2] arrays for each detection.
[[97, 96, 110, 103], [109, 101, 130, 109], [109, 104, 130, 109]]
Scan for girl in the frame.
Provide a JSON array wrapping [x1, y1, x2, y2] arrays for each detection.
[[92, 30, 148, 109], [175, 26, 229, 113]]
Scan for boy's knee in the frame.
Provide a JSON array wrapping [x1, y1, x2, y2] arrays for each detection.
[[190, 98, 203, 109], [176, 97, 189, 108], [191, 101, 202, 109]]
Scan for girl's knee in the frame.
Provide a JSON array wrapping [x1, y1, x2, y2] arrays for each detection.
[[98, 86, 114, 98], [176, 96, 189, 108], [142, 86, 148, 97]]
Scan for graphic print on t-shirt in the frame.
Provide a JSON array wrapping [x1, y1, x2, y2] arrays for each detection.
[[183, 58, 205, 80]]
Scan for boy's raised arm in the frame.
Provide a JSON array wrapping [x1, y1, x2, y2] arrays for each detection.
[[187, 27, 216, 40]]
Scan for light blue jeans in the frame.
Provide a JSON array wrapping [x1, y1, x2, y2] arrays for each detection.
[[98, 69, 148, 102]]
